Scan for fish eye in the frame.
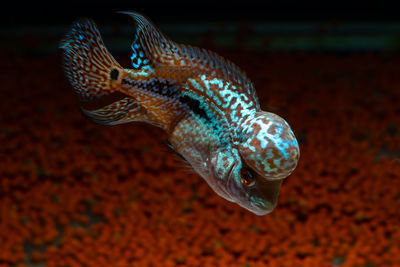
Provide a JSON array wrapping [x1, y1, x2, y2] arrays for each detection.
[[240, 168, 256, 187]]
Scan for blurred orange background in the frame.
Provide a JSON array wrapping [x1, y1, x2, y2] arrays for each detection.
[[1, 7, 400, 267]]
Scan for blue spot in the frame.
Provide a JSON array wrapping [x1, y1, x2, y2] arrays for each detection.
[[132, 58, 142, 69]]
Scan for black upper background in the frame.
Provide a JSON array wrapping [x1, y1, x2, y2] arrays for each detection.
[[3, 5, 400, 27]]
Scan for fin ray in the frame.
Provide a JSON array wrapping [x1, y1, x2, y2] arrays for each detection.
[[60, 18, 122, 102], [121, 11, 182, 69], [81, 97, 161, 127]]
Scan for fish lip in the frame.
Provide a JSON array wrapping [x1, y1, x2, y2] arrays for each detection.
[[235, 194, 275, 215], [252, 198, 275, 213], [249, 206, 274, 216]]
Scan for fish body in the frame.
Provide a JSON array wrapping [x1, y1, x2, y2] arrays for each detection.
[[60, 12, 300, 215]]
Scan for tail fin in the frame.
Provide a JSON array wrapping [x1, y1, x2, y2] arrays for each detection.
[[60, 19, 123, 102]]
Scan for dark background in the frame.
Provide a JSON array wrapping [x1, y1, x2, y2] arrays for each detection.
[[3, 6, 400, 55], [3, 6, 400, 26]]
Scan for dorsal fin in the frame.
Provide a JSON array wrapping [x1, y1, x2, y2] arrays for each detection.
[[120, 11, 181, 70], [120, 11, 258, 106], [179, 44, 256, 97]]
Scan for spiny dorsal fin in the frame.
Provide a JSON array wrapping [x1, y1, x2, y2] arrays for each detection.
[[120, 11, 181, 70], [120, 11, 257, 105], [179, 44, 256, 96]]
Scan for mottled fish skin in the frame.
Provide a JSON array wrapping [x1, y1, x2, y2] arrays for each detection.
[[60, 11, 300, 215]]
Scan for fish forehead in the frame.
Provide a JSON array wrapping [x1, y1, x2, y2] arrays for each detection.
[[240, 114, 299, 179]]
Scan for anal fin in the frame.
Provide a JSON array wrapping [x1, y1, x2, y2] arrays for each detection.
[[81, 96, 161, 127]]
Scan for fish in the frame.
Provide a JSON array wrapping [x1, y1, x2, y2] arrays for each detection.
[[60, 11, 300, 215]]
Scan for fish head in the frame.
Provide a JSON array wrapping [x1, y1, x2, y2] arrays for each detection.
[[208, 111, 299, 215]]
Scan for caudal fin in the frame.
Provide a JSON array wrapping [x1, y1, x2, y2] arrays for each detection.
[[60, 19, 123, 102]]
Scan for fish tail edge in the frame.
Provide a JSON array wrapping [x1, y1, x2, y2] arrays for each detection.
[[60, 18, 123, 102]]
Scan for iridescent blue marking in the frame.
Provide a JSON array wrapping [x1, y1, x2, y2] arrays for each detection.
[[255, 119, 291, 162], [207, 77, 224, 89], [142, 65, 152, 70], [188, 78, 203, 92], [132, 58, 141, 69]]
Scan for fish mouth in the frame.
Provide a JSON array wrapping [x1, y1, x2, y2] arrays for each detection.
[[250, 197, 276, 215], [236, 195, 277, 216], [227, 169, 283, 216], [250, 178, 283, 215]]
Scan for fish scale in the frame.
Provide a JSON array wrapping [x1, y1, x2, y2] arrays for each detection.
[[60, 11, 300, 215]]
